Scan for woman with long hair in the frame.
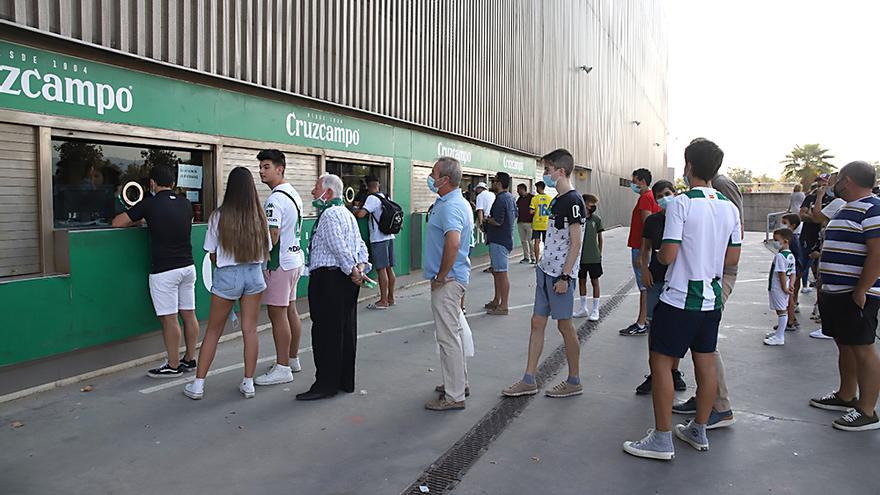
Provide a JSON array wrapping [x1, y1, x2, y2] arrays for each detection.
[[184, 166, 271, 400]]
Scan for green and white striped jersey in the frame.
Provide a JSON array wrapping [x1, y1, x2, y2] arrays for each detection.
[[659, 187, 742, 312]]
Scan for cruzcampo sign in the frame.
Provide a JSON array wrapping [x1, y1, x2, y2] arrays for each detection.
[[0, 40, 394, 156], [410, 131, 535, 177]]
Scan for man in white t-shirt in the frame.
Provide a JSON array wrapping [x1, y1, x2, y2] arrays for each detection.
[[355, 176, 397, 309], [255, 149, 305, 386], [475, 182, 495, 245], [624, 138, 742, 461]]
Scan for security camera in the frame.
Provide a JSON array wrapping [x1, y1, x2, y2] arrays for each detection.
[[579, 65, 593, 73], [632, 120, 641, 126]]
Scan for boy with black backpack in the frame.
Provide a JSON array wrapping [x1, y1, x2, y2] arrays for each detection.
[[355, 176, 403, 309]]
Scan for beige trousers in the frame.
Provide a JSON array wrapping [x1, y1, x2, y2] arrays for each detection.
[[432, 280, 468, 402], [517, 222, 534, 260], [715, 268, 738, 412]]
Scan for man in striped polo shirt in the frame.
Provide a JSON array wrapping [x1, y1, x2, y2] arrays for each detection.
[[624, 139, 742, 461], [810, 161, 880, 432]]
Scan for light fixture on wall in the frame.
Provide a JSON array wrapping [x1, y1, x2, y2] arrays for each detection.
[[653, 142, 661, 147], [578, 65, 593, 73]]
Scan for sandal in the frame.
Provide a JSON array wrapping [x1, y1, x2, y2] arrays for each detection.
[[366, 303, 389, 310]]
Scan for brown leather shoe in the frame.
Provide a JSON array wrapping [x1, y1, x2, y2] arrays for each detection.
[[487, 308, 509, 315], [484, 301, 499, 309], [425, 397, 465, 411]]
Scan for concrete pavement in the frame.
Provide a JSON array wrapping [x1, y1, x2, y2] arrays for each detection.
[[1, 229, 877, 494]]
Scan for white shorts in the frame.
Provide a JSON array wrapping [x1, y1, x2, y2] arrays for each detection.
[[769, 288, 789, 311], [149, 265, 197, 316]]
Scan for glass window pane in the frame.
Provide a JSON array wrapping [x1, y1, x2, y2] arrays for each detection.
[[52, 139, 208, 228], [325, 161, 390, 207]]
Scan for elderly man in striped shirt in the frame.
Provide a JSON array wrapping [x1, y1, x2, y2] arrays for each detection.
[[810, 161, 880, 432], [296, 173, 371, 401]]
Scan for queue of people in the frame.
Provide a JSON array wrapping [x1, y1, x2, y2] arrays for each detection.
[[115, 140, 880, 464]]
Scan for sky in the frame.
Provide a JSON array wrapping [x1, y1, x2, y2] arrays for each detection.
[[666, 0, 880, 179]]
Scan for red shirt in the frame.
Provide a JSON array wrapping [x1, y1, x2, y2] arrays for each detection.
[[627, 190, 661, 248]]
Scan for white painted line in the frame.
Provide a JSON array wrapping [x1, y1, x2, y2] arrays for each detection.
[[139, 302, 536, 395], [0, 273, 444, 406]]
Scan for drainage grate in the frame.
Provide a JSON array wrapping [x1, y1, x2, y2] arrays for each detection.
[[401, 278, 636, 495]]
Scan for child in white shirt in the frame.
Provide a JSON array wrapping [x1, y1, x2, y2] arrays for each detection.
[[765, 228, 797, 346]]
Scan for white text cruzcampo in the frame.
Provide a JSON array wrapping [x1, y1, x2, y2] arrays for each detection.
[[0, 63, 133, 116]]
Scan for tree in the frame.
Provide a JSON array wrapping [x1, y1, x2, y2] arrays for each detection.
[[725, 167, 753, 184], [780, 144, 836, 184]]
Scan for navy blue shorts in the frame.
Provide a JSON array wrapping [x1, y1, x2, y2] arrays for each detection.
[[649, 301, 721, 358], [371, 240, 395, 269]]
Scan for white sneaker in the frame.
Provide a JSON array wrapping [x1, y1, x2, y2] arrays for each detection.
[[183, 382, 204, 400], [572, 306, 589, 318], [763, 335, 785, 346], [810, 329, 834, 340], [239, 380, 256, 398], [588, 308, 600, 321], [801, 287, 813, 294], [255, 363, 294, 386], [290, 357, 302, 373]]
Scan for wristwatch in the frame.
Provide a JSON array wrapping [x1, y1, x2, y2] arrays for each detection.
[[558, 274, 572, 282]]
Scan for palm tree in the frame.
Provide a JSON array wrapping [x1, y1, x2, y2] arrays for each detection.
[[780, 144, 836, 184]]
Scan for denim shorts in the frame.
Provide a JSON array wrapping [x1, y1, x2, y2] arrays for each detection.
[[211, 263, 266, 301], [490, 243, 510, 272], [371, 240, 396, 270], [533, 267, 575, 320], [631, 248, 646, 291], [646, 282, 664, 320]]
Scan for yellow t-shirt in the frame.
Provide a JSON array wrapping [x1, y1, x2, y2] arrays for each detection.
[[530, 193, 553, 231]]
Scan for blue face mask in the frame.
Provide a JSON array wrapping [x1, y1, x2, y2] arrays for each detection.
[[427, 175, 439, 193], [542, 172, 557, 188], [683, 175, 690, 188], [657, 195, 673, 210], [630, 183, 642, 194]]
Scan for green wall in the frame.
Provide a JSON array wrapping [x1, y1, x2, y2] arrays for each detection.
[[0, 39, 534, 367]]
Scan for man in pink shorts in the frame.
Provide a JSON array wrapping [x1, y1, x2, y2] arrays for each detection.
[[255, 149, 306, 386]]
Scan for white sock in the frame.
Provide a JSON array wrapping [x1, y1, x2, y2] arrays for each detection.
[[242, 377, 254, 388], [290, 357, 300, 367], [775, 314, 788, 340], [191, 378, 205, 391], [592, 298, 600, 312], [276, 363, 291, 370], [579, 296, 588, 310]]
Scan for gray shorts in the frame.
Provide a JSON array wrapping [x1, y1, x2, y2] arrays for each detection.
[[533, 267, 575, 320], [490, 243, 510, 272], [211, 263, 266, 300], [371, 240, 395, 269]]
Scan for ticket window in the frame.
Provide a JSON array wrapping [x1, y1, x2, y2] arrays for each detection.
[[325, 160, 390, 207], [51, 138, 210, 228], [460, 173, 487, 208]]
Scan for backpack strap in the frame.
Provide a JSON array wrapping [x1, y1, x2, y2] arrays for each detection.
[[272, 189, 303, 239]]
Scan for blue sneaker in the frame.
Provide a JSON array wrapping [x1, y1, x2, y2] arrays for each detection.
[[674, 419, 709, 451], [707, 409, 736, 430], [623, 429, 675, 460]]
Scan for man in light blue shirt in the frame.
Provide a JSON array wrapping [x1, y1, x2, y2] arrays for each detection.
[[423, 157, 474, 411]]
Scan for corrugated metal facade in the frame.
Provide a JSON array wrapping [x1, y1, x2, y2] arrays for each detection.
[[0, 0, 667, 226]]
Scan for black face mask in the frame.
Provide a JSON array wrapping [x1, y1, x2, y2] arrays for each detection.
[[588, 205, 597, 214]]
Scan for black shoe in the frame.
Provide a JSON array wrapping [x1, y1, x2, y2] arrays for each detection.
[[619, 323, 648, 336], [672, 396, 697, 414], [179, 358, 197, 372], [636, 375, 652, 395], [295, 390, 337, 401], [672, 369, 687, 391], [147, 363, 183, 379]]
